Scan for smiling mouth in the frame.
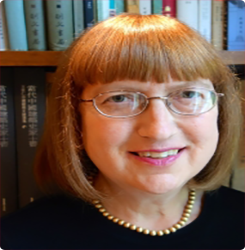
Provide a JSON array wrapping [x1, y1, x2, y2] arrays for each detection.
[[130, 149, 183, 159]]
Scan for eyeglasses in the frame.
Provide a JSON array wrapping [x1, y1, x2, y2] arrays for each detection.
[[80, 87, 224, 118]]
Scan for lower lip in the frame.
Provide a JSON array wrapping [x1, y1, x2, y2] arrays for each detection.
[[129, 149, 184, 167]]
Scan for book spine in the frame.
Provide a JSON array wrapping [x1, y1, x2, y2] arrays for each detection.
[[109, 0, 116, 17], [46, 0, 74, 51], [14, 67, 46, 208], [176, 0, 198, 30], [139, 0, 152, 15], [126, 0, 140, 14], [198, 0, 212, 43], [0, 1, 9, 51], [84, 0, 95, 28], [0, 67, 18, 216], [73, 0, 85, 39], [162, 0, 176, 17], [24, 0, 46, 51], [227, 0, 245, 51], [115, 0, 125, 15], [211, 0, 225, 50], [153, 0, 162, 14], [4, 0, 28, 50], [97, 0, 109, 22]]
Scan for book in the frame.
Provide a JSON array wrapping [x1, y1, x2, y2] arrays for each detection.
[[84, 0, 95, 28], [0, 67, 18, 216], [211, 0, 225, 50], [24, 0, 46, 51], [153, 0, 162, 14], [97, 0, 109, 22], [4, 0, 28, 50], [162, 0, 176, 17], [13, 67, 46, 208], [198, 0, 212, 43], [46, 0, 74, 51], [126, 0, 140, 14], [230, 79, 245, 192], [0, 1, 9, 51], [115, 0, 125, 15], [176, 0, 198, 30], [227, 0, 245, 51], [73, 0, 85, 39], [139, 0, 152, 15]]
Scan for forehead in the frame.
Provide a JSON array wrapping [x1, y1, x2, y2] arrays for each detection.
[[82, 79, 214, 96]]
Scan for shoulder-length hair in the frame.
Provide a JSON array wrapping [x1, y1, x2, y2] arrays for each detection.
[[35, 14, 242, 202]]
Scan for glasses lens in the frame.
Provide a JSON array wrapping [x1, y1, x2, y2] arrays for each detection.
[[95, 91, 147, 117], [168, 88, 216, 115]]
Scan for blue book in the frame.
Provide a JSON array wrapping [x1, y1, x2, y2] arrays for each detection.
[[153, 0, 162, 14], [24, 0, 46, 51], [84, 0, 95, 28], [73, 0, 85, 39], [227, 0, 245, 51], [46, 0, 74, 51], [97, 0, 124, 21], [109, 0, 116, 17], [97, 0, 109, 22], [115, 0, 125, 15], [4, 0, 28, 51]]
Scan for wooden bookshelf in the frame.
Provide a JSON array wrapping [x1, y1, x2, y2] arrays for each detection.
[[0, 50, 244, 66], [0, 51, 62, 66]]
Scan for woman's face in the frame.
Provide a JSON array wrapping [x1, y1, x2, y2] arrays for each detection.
[[80, 79, 219, 194]]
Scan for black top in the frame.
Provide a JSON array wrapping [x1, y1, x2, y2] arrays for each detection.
[[1, 186, 244, 249]]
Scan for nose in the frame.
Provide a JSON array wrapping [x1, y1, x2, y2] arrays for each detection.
[[137, 99, 179, 140]]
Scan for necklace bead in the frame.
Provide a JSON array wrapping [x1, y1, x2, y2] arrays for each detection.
[[92, 189, 196, 236]]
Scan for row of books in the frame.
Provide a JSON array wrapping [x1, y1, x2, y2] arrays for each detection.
[[0, 67, 244, 216], [0, 0, 244, 51]]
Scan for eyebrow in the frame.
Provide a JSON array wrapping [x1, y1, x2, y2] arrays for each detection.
[[165, 81, 214, 90], [90, 80, 214, 95]]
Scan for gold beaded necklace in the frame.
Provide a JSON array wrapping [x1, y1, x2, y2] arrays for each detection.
[[92, 189, 196, 236]]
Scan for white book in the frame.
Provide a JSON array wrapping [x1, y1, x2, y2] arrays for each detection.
[[139, 0, 152, 15], [177, 0, 198, 30], [46, 0, 74, 51], [97, 0, 109, 22], [198, 0, 212, 43], [73, 0, 84, 39], [0, 1, 9, 50], [24, 0, 47, 51]]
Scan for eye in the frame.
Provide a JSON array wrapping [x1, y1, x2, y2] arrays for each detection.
[[110, 95, 127, 102], [181, 90, 202, 99]]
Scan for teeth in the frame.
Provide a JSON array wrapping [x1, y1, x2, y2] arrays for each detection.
[[138, 150, 179, 158]]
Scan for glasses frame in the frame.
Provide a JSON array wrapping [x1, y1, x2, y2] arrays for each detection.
[[80, 87, 224, 119]]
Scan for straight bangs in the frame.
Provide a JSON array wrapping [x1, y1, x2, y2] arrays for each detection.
[[70, 14, 227, 89]]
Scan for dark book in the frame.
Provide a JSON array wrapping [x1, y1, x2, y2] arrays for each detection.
[[14, 67, 46, 208], [84, 0, 95, 28], [0, 67, 18, 216]]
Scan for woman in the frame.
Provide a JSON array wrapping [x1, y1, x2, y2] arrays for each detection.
[[1, 14, 244, 249]]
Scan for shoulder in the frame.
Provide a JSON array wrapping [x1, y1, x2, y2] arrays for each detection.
[[203, 186, 244, 227], [1, 194, 89, 224], [1, 194, 92, 249], [205, 186, 244, 206]]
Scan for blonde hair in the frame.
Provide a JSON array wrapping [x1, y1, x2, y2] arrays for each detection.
[[35, 14, 242, 202]]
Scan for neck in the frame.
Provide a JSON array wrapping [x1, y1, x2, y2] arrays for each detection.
[[93, 174, 203, 231]]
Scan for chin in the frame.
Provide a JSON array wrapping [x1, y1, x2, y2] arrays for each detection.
[[135, 174, 181, 194]]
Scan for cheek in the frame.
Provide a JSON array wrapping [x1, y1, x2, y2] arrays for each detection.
[[82, 114, 132, 151], [183, 109, 219, 145]]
